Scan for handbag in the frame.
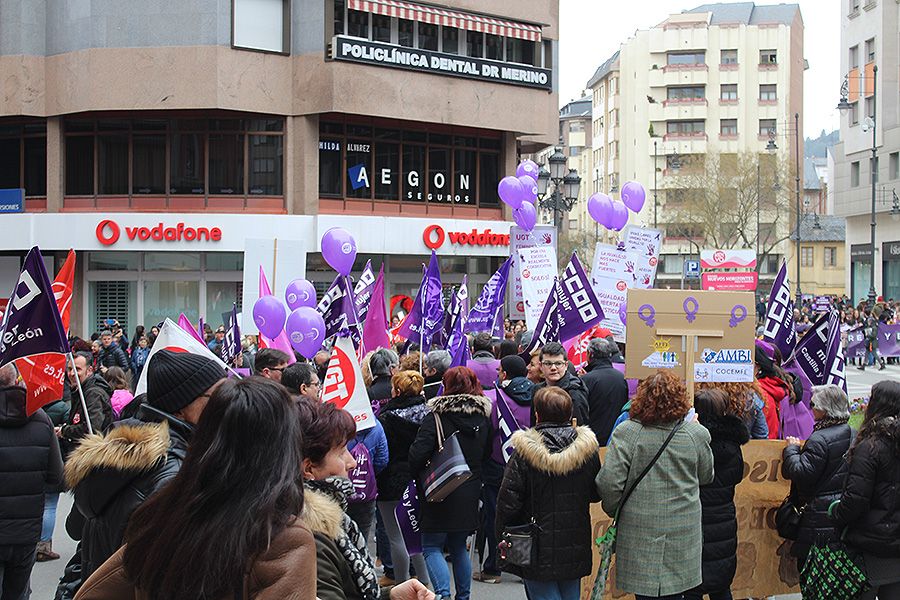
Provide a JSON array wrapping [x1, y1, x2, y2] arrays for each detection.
[[775, 495, 806, 540], [800, 541, 869, 600], [590, 420, 684, 600], [498, 469, 539, 569], [421, 413, 472, 503]]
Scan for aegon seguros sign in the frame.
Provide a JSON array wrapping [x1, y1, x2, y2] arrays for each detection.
[[96, 220, 223, 246]]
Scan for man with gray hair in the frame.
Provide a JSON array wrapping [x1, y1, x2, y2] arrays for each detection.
[[580, 337, 628, 445], [423, 350, 451, 400]]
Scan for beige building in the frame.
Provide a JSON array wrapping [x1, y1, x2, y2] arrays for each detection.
[[586, 2, 805, 291], [831, 0, 900, 303], [789, 214, 847, 296]]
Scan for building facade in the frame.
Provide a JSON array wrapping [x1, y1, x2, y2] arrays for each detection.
[[0, 0, 559, 334], [788, 214, 847, 297], [831, 0, 900, 303], [585, 2, 804, 291]]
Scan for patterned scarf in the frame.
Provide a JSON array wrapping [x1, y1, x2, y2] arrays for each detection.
[[813, 415, 850, 432], [305, 477, 380, 600]]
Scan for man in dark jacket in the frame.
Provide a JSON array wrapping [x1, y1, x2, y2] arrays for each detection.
[[366, 348, 398, 406], [59, 350, 227, 593], [0, 363, 65, 599], [422, 350, 450, 401], [581, 338, 628, 444], [60, 351, 114, 457], [96, 330, 129, 373], [531, 342, 589, 426]]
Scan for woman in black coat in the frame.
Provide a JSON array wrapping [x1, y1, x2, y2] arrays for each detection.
[[831, 380, 900, 599], [409, 366, 492, 600], [684, 389, 750, 600], [495, 386, 600, 600], [781, 384, 855, 570]]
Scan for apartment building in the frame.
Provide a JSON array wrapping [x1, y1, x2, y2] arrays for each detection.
[[586, 2, 804, 291], [831, 0, 900, 302]]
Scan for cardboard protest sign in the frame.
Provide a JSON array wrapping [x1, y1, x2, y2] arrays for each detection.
[[509, 225, 557, 320], [625, 289, 755, 385], [584, 440, 799, 600], [590, 243, 639, 343], [622, 226, 662, 289], [518, 244, 558, 331]]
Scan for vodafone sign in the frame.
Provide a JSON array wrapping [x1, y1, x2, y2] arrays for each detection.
[[95, 220, 223, 246], [423, 224, 510, 250]]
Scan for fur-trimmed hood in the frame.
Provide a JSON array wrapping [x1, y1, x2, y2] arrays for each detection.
[[427, 393, 492, 418], [300, 487, 344, 540], [510, 425, 599, 476], [65, 422, 170, 490]]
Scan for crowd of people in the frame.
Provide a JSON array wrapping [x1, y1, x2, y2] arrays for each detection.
[[0, 308, 899, 600]]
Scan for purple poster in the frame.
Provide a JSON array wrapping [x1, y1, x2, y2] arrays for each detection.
[[394, 482, 422, 555], [878, 324, 900, 357]]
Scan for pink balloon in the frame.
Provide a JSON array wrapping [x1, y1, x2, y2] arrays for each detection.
[[253, 295, 287, 339], [610, 201, 629, 231], [517, 175, 538, 204], [286, 307, 326, 359], [498, 176, 524, 210], [321, 228, 357, 276], [513, 201, 537, 232], [285, 278, 317, 311], [587, 193, 614, 227], [516, 160, 539, 181], [621, 181, 647, 213]]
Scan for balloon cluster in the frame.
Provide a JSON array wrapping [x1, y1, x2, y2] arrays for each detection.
[[498, 159, 540, 232], [251, 227, 358, 359], [587, 181, 646, 232]]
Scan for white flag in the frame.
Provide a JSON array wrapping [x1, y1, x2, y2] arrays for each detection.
[[321, 336, 376, 431], [135, 318, 229, 396]]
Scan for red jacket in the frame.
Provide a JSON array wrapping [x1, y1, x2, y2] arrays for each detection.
[[757, 376, 790, 440]]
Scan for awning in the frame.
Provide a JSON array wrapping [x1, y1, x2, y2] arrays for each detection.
[[348, 0, 542, 42]]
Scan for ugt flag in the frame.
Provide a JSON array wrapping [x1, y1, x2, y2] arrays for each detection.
[[322, 336, 376, 431], [135, 317, 229, 396], [762, 261, 796, 361], [466, 256, 512, 336], [397, 251, 444, 352]]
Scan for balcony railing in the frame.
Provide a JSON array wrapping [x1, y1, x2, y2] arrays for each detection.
[[662, 98, 708, 107], [663, 131, 708, 141], [663, 63, 709, 73]]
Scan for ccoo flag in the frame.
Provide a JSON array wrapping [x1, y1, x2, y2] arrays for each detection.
[[397, 251, 444, 352], [495, 385, 526, 463], [353, 260, 377, 324], [762, 261, 796, 361], [318, 276, 354, 339], [466, 256, 512, 335]]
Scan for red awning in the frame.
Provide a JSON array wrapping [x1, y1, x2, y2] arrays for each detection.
[[348, 0, 542, 42]]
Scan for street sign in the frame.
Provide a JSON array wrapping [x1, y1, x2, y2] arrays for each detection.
[[702, 271, 759, 291], [684, 259, 701, 279], [0, 188, 24, 213]]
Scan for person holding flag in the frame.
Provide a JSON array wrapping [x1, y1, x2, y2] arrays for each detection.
[[59, 351, 114, 455]]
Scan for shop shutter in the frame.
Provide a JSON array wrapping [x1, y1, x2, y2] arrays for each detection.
[[94, 281, 131, 333]]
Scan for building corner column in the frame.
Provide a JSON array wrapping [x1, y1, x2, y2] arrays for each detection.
[[46, 116, 63, 212], [291, 114, 319, 216]]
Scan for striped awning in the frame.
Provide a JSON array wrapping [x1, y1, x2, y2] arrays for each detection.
[[348, 0, 542, 42]]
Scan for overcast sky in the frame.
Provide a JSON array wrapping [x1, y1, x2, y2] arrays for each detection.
[[558, 1, 840, 139]]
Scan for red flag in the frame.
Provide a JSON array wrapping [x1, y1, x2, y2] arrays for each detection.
[[15, 250, 76, 415], [564, 325, 612, 372]]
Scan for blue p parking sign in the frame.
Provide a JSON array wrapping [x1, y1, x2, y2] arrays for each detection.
[[684, 259, 701, 279]]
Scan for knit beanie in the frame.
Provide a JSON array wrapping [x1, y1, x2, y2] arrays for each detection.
[[147, 350, 226, 414], [500, 355, 527, 379]]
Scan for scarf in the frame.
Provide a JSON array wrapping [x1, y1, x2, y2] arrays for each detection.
[[305, 477, 380, 600], [813, 415, 850, 432]]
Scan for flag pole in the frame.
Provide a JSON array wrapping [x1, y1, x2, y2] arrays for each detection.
[[420, 326, 424, 374], [67, 352, 94, 436]]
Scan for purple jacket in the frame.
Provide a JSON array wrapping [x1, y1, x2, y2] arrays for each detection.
[[466, 352, 500, 389]]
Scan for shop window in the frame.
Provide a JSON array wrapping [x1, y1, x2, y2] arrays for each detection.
[[249, 135, 283, 195], [133, 134, 166, 194], [442, 27, 459, 55], [372, 13, 391, 43], [98, 134, 128, 195], [144, 252, 202, 271], [374, 142, 399, 200], [485, 34, 503, 60], [233, 0, 287, 53], [346, 139, 373, 199], [398, 19, 414, 47], [66, 136, 94, 195], [144, 280, 200, 324], [466, 31, 484, 58], [403, 144, 426, 202], [207, 281, 243, 322], [418, 22, 438, 51], [662, 254, 684, 274], [170, 133, 205, 194], [506, 38, 534, 66], [319, 139, 343, 197], [206, 252, 244, 271], [88, 252, 140, 271], [347, 9, 369, 38], [208, 133, 243, 194], [428, 147, 451, 202]]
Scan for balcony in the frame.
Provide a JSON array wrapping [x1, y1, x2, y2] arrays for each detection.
[[649, 66, 709, 88], [758, 63, 778, 71], [662, 98, 707, 107], [649, 101, 708, 122], [719, 63, 739, 71], [663, 131, 707, 142], [718, 98, 739, 106]]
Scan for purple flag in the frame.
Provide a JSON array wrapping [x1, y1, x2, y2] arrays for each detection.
[[353, 260, 377, 324], [466, 256, 512, 335], [825, 313, 847, 393], [447, 306, 470, 369], [397, 251, 444, 352], [348, 442, 378, 502], [441, 276, 469, 343], [495, 386, 524, 463], [762, 262, 796, 361], [784, 310, 839, 416], [556, 253, 605, 341], [220, 303, 241, 365], [318, 276, 354, 339], [395, 482, 423, 555], [362, 266, 391, 352], [877, 324, 900, 357], [524, 277, 562, 354], [0, 247, 70, 367]]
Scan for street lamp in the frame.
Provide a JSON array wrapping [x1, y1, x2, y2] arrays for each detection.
[[892, 190, 900, 222], [537, 147, 582, 229], [837, 65, 878, 306], [764, 115, 802, 303], [756, 140, 779, 269]]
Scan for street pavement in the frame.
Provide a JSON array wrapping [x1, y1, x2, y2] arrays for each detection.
[[28, 364, 900, 599]]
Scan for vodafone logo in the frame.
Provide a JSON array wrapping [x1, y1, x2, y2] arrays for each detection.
[[616, 280, 627, 292], [423, 224, 510, 250], [423, 224, 446, 250], [713, 250, 726, 264], [96, 220, 120, 245], [95, 220, 223, 246]]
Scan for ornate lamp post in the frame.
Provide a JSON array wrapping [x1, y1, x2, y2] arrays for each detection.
[[537, 146, 582, 229]]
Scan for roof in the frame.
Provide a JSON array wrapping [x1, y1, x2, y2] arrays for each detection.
[[560, 97, 591, 119], [586, 50, 620, 89], [804, 157, 821, 190], [684, 2, 799, 26], [791, 214, 845, 242]]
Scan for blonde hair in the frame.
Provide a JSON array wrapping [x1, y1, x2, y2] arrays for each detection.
[[391, 370, 424, 397]]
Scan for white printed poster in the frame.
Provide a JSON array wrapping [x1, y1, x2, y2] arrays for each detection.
[[518, 244, 558, 331], [589, 242, 641, 343], [623, 225, 662, 289], [509, 225, 558, 320]]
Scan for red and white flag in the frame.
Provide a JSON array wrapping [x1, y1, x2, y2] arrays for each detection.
[[322, 336, 376, 431], [135, 317, 228, 396]]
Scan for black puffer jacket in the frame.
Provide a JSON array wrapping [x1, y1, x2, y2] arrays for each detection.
[[408, 393, 492, 532], [781, 422, 855, 545], [495, 424, 600, 580], [97, 344, 129, 371], [580, 358, 628, 445], [832, 421, 900, 557], [377, 393, 431, 501], [60, 374, 114, 452], [531, 372, 590, 427], [697, 413, 750, 592], [367, 376, 393, 410], [0, 385, 65, 545], [64, 404, 191, 582]]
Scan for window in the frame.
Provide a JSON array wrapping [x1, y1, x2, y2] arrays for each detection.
[[249, 135, 283, 195], [851, 161, 860, 186], [506, 38, 535, 65], [801, 246, 814, 267], [662, 254, 684, 274], [759, 119, 777, 136], [485, 34, 503, 60], [720, 119, 738, 136], [667, 86, 705, 101], [849, 45, 859, 69], [0, 122, 47, 197], [759, 84, 777, 101], [208, 133, 243, 194], [466, 31, 483, 57], [398, 19, 414, 47], [865, 96, 874, 119], [132, 134, 165, 194], [667, 189, 687, 205], [890, 152, 899, 180], [850, 0, 860, 11], [569, 120, 584, 133], [347, 9, 368, 38], [824, 246, 837, 267], [760, 50, 777, 64], [667, 120, 705, 135], [372, 14, 391, 43], [849, 102, 859, 125], [721, 49, 738, 64], [66, 136, 94, 195], [865, 38, 875, 62], [233, 0, 287, 53], [442, 27, 459, 54], [667, 51, 705, 65], [720, 84, 738, 100], [417, 22, 438, 51]]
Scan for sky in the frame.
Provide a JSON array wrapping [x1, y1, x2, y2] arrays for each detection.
[[558, 1, 841, 139]]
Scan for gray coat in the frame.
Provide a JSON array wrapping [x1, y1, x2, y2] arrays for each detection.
[[596, 418, 714, 597]]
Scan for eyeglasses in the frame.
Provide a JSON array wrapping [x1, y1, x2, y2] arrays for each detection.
[[541, 360, 567, 368], [268, 366, 286, 373]]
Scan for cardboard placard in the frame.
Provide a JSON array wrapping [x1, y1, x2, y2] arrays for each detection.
[[509, 225, 557, 320], [518, 244, 558, 331]]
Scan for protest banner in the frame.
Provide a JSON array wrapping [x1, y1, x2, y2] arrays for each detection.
[[846, 325, 867, 361], [812, 295, 832, 312], [519, 244, 559, 331], [590, 243, 639, 342], [878, 323, 900, 356], [622, 225, 662, 289], [322, 336, 376, 431], [509, 225, 557, 320], [762, 262, 796, 360], [584, 440, 799, 599], [700, 248, 757, 270], [701, 272, 758, 291]]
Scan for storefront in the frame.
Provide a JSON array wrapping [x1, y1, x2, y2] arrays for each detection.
[[850, 243, 873, 303], [0, 213, 510, 336], [883, 241, 900, 301]]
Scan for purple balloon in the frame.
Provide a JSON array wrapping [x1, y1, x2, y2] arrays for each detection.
[[516, 160, 539, 181], [621, 181, 647, 213], [286, 307, 326, 359], [321, 227, 357, 276], [587, 193, 614, 227], [517, 175, 538, 204], [610, 200, 629, 231], [618, 302, 627, 326], [498, 176, 524, 210], [513, 201, 537, 232], [253, 295, 287, 339], [285, 278, 317, 311]]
